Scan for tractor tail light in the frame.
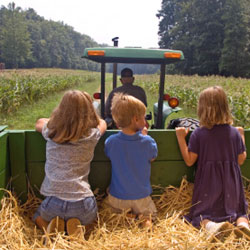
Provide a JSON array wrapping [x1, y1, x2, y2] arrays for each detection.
[[93, 92, 101, 99], [163, 94, 170, 101], [168, 97, 179, 108], [88, 50, 105, 56], [164, 52, 181, 59]]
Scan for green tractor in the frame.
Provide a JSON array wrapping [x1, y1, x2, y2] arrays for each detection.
[[83, 46, 183, 129]]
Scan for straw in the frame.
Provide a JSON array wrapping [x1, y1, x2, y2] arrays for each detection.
[[1, 177, 250, 250]]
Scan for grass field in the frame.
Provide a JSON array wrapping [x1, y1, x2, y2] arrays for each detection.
[[0, 68, 249, 129]]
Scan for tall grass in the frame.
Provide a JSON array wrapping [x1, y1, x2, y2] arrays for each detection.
[[0, 69, 249, 129], [0, 69, 100, 129]]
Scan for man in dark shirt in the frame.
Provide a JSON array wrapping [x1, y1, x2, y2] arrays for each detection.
[[105, 68, 147, 123]]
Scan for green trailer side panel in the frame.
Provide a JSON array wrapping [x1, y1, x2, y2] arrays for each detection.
[[25, 131, 46, 162], [93, 131, 117, 162], [0, 169, 10, 199], [90, 130, 184, 162], [149, 130, 184, 160], [151, 161, 195, 187], [0, 132, 10, 199], [0, 131, 8, 172], [89, 162, 111, 193], [245, 129, 250, 159], [18, 130, 250, 203], [0, 125, 8, 133], [240, 159, 250, 179], [8, 131, 27, 202], [26, 162, 45, 198]]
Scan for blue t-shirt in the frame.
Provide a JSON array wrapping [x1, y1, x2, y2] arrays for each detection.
[[105, 131, 158, 200]]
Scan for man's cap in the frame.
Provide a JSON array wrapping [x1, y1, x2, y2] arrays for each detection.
[[121, 68, 133, 77]]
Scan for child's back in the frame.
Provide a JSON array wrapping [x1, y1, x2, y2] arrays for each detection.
[[41, 125, 101, 200], [105, 93, 157, 227], [186, 124, 247, 227], [105, 130, 157, 200], [176, 86, 248, 238], [33, 90, 107, 238]]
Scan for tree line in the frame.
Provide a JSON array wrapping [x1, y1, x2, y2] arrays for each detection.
[[0, 3, 100, 70], [1, 1, 250, 77], [157, 0, 250, 78], [0, 3, 159, 75]]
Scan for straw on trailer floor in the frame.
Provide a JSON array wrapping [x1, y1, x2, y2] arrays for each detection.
[[1, 177, 250, 250]]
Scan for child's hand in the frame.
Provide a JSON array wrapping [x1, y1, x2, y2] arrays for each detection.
[[175, 127, 189, 139], [141, 126, 148, 135]]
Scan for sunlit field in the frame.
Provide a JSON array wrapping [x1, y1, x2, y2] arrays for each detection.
[[0, 69, 249, 129]]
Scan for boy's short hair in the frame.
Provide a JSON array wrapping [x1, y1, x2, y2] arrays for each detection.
[[111, 93, 146, 128], [121, 68, 133, 77]]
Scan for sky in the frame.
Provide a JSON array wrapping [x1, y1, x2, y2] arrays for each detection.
[[1, 0, 162, 48]]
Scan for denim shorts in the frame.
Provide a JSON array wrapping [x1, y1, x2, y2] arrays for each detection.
[[33, 196, 97, 225]]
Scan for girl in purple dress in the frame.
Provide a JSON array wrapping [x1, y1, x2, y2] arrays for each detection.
[[176, 86, 248, 236]]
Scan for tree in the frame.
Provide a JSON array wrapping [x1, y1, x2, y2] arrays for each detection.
[[0, 2, 32, 68], [219, 0, 250, 77], [157, 0, 250, 77]]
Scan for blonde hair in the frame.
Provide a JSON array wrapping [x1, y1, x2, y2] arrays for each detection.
[[111, 93, 146, 128], [47, 90, 100, 143], [198, 86, 233, 129]]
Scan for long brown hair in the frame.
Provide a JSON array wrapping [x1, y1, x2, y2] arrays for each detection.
[[47, 90, 100, 143], [198, 86, 233, 129]]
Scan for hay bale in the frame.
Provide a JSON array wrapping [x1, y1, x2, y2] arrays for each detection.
[[1, 178, 250, 250]]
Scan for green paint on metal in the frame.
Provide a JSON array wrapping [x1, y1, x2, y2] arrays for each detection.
[[25, 131, 46, 162], [89, 162, 111, 193], [83, 47, 184, 64], [0, 125, 8, 133], [245, 129, 250, 159], [1, 130, 250, 202], [240, 159, 250, 178], [8, 131, 27, 202], [0, 132, 8, 172], [26, 162, 45, 199], [151, 161, 195, 187], [0, 132, 10, 200]]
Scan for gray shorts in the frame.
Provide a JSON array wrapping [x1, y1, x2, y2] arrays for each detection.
[[107, 194, 157, 219], [33, 196, 97, 225]]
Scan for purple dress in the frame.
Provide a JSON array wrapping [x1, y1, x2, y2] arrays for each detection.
[[185, 124, 248, 227]]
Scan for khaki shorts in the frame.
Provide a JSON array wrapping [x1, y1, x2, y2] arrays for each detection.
[[107, 194, 157, 219]]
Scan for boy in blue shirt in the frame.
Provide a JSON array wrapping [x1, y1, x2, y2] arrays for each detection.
[[104, 93, 158, 227]]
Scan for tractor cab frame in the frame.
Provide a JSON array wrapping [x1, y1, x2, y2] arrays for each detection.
[[83, 46, 184, 129]]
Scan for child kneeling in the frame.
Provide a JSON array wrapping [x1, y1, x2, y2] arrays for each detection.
[[104, 93, 158, 226], [33, 90, 107, 238]]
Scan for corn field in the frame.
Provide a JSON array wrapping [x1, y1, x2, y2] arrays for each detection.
[[0, 69, 249, 128], [0, 69, 98, 113]]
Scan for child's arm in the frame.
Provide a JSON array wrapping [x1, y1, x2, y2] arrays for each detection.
[[141, 126, 148, 135], [35, 118, 49, 133], [238, 152, 247, 165], [236, 127, 247, 165], [98, 118, 107, 136], [176, 127, 198, 167]]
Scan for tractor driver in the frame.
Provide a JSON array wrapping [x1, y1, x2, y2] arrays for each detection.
[[105, 68, 147, 127]]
